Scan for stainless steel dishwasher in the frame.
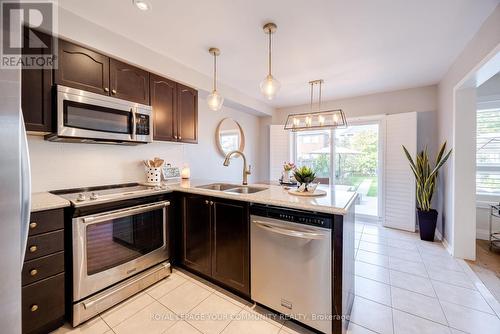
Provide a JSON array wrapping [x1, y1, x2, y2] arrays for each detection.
[[250, 204, 332, 334]]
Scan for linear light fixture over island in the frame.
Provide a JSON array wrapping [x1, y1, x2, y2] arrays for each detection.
[[284, 80, 347, 131]]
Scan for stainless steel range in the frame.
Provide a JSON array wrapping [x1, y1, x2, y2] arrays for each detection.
[[54, 182, 170, 207], [51, 183, 172, 326]]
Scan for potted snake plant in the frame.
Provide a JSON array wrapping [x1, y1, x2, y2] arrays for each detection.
[[402, 142, 452, 241]]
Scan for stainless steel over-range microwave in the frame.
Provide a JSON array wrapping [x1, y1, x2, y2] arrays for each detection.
[[46, 85, 153, 144]]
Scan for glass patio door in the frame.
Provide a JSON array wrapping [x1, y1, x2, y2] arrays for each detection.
[[333, 123, 380, 218], [291, 121, 381, 219]]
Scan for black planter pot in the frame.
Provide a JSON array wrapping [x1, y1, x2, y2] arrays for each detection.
[[417, 209, 438, 241]]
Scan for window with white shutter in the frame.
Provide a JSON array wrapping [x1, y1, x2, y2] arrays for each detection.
[[476, 100, 500, 196]]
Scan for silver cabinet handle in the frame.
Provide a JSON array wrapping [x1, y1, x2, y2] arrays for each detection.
[[111, 89, 117, 94], [83, 201, 170, 224], [252, 220, 326, 240], [104, 87, 109, 92]]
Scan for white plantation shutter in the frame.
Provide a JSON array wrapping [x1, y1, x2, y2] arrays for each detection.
[[269, 125, 291, 181], [384, 112, 417, 231], [476, 101, 500, 196]]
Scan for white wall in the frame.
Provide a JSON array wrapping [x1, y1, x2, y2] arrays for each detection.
[[29, 98, 262, 192], [273, 85, 437, 125], [183, 101, 262, 183], [437, 5, 500, 258]]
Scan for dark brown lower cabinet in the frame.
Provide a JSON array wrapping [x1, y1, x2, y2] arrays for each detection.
[[180, 194, 250, 296], [22, 273, 65, 334], [212, 200, 249, 295], [22, 209, 65, 334], [181, 194, 212, 276]]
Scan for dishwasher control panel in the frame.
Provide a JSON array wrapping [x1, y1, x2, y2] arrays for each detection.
[[250, 204, 332, 228]]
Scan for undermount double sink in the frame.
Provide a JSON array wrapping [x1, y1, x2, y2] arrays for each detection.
[[196, 183, 267, 194]]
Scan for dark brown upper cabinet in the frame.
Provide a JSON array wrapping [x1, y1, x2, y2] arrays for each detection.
[[180, 194, 250, 296], [150, 74, 176, 141], [55, 40, 110, 95], [150, 78, 198, 143], [22, 33, 197, 138], [177, 84, 198, 143], [21, 28, 53, 132], [110, 59, 150, 105]]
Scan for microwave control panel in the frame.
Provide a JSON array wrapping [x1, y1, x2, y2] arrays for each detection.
[[136, 114, 150, 135]]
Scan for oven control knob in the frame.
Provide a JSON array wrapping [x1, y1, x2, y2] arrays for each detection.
[[90, 192, 99, 200], [76, 193, 86, 201]]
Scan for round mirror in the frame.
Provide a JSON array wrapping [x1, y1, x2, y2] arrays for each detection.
[[216, 118, 245, 157]]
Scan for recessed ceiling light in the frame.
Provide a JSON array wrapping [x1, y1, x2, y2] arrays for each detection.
[[133, 0, 151, 11]]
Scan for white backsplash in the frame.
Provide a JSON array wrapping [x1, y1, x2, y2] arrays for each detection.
[[28, 135, 185, 191]]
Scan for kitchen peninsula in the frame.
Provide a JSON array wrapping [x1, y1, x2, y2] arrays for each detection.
[[30, 180, 356, 334]]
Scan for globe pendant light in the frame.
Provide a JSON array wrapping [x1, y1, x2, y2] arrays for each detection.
[[260, 22, 280, 100], [207, 47, 224, 111]]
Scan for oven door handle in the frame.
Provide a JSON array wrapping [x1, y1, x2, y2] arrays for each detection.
[[252, 220, 326, 240], [83, 201, 170, 224]]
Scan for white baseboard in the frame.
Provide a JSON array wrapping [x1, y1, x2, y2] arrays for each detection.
[[435, 229, 443, 241], [442, 237, 453, 255]]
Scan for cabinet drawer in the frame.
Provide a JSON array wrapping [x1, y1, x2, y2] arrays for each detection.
[[22, 273, 65, 334], [25, 230, 64, 261], [29, 209, 64, 236], [22, 252, 64, 286]]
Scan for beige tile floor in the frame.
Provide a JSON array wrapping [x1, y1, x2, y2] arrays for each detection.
[[53, 221, 500, 334]]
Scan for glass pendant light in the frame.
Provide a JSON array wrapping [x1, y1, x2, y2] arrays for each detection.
[[207, 47, 224, 111], [260, 22, 280, 100]]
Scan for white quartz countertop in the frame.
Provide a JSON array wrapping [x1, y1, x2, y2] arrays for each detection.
[[165, 179, 358, 215], [31, 192, 71, 212], [32, 179, 357, 215]]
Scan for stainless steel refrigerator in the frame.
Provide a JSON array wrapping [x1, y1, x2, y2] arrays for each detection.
[[0, 2, 30, 331]]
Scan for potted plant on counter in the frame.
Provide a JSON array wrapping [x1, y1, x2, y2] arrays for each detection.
[[281, 161, 296, 184], [402, 142, 452, 241], [293, 166, 317, 192]]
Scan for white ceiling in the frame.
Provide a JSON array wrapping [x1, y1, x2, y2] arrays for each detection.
[[58, 0, 499, 108]]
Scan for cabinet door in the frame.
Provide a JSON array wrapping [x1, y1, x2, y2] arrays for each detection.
[[176, 84, 198, 143], [181, 195, 211, 276], [150, 74, 176, 141], [212, 200, 250, 295], [110, 59, 150, 105], [22, 273, 65, 334], [55, 39, 110, 95], [21, 28, 53, 132]]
